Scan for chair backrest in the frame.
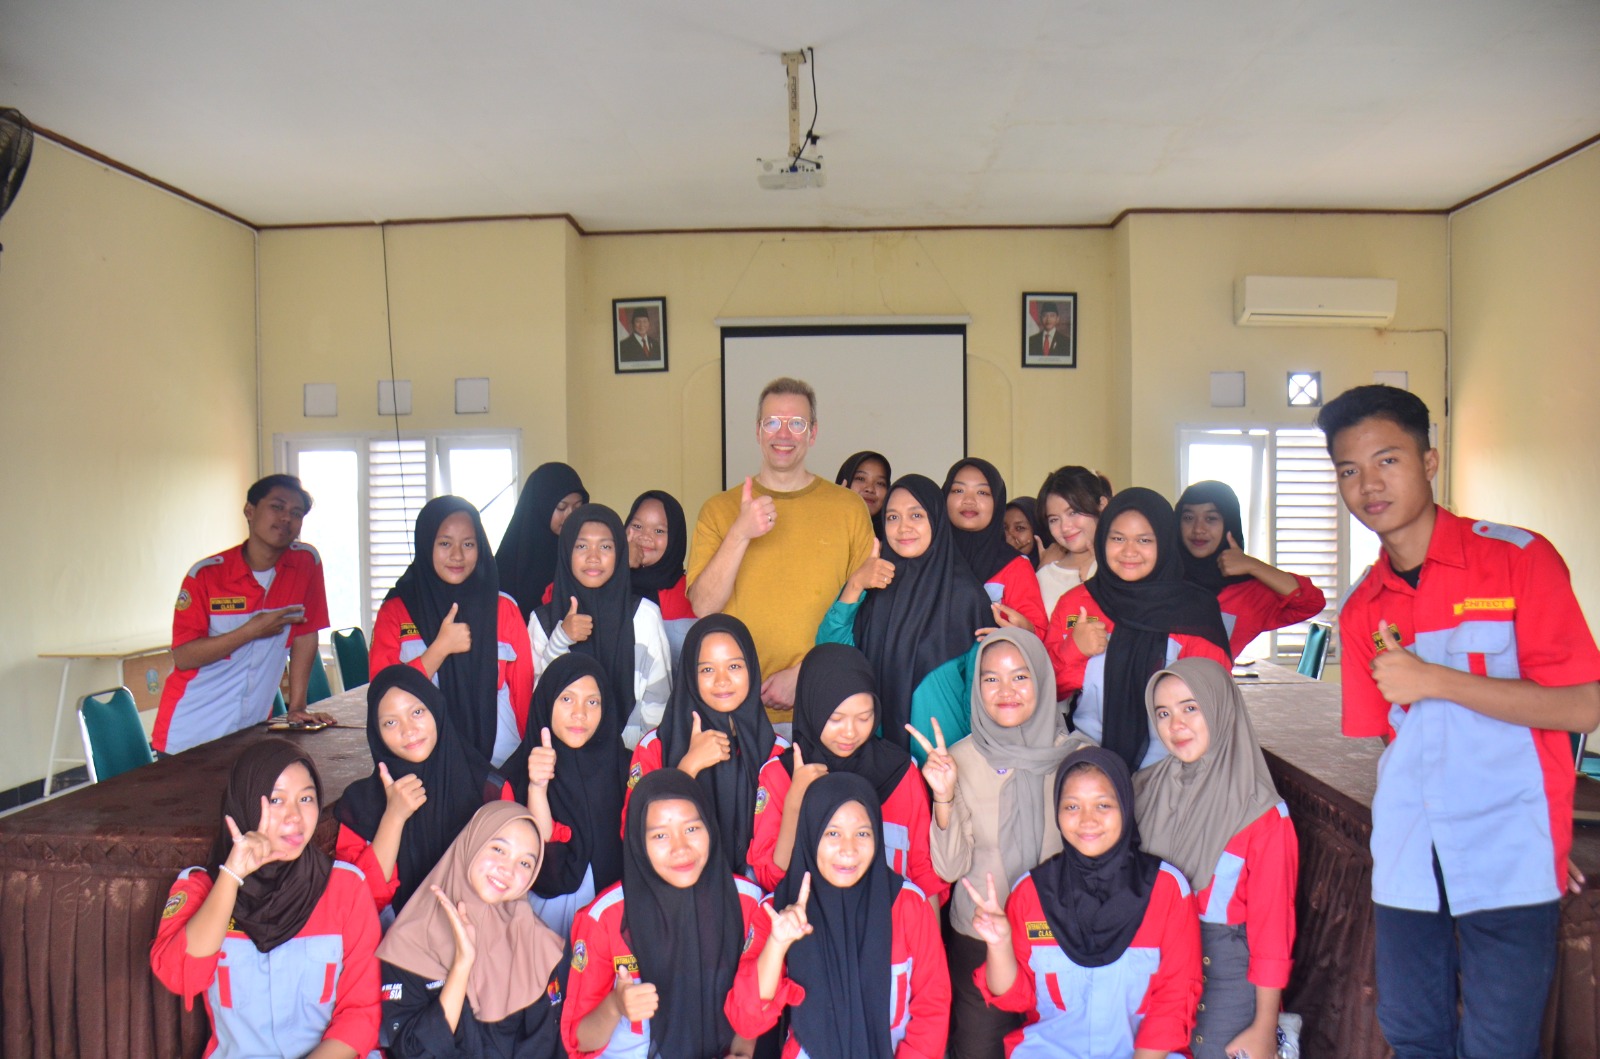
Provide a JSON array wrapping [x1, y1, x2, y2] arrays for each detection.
[[77, 687, 155, 783], [332, 627, 369, 691], [272, 689, 288, 717], [1298, 621, 1332, 679], [306, 651, 333, 705]]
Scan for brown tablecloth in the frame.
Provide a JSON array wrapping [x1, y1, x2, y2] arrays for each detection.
[[0, 688, 371, 1059], [1241, 670, 1600, 1059]]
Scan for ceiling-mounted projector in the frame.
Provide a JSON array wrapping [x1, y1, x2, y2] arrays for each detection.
[[758, 157, 825, 191]]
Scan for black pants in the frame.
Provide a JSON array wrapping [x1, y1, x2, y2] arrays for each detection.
[[945, 924, 1022, 1059]]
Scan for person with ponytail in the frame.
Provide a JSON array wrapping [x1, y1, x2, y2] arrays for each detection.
[[529, 504, 672, 747], [561, 769, 766, 1058], [377, 802, 571, 1057], [151, 739, 381, 1058], [371, 495, 534, 767], [1044, 487, 1231, 772], [731, 773, 951, 1058], [625, 489, 698, 658], [1175, 480, 1325, 659], [966, 746, 1201, 1058], [496, 462, 589, 623]]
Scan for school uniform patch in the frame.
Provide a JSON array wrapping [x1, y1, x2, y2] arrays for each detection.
[[210, 596, 248, 613], [628, 764, 643, 789], [613, 954, 639, 979], [546, 979, 563, 1005], [754, 787, 769, 814], [1454, 597, 1515, 616], [161, 892, 186, 919], [571, 940, 588, 972], [1370, 623, 1403, 650], [1025, 921, 1055, 940], [400, 622, 419, 637], [382, 982, 404, 1002], [175, 589, 191, 612]]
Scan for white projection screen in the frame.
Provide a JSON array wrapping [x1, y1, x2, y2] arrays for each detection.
[[720, 325, 968, 490]]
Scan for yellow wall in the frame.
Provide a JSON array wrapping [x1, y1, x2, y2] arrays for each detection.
[[1118, 212, 1450, 493], [1450, 144, 1600, 618], [0, 142, 257, 792]]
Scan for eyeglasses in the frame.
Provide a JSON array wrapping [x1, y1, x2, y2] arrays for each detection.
[[759, 416, 812, 435]]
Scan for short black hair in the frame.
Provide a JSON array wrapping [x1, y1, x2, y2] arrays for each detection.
[[247, 474, 313, 513], [1316, 385, 1431, 457]]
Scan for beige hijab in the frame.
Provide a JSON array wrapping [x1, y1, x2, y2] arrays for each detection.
[[376, 801, 565, 1023], [1132, 657, 1282, 890]]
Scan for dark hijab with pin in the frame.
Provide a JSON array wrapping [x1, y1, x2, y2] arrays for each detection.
[[496, 462, 588, 622]]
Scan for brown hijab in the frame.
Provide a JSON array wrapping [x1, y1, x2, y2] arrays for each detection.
[[376, 802, 565, 1023], [1132, 657, 1282, 890]]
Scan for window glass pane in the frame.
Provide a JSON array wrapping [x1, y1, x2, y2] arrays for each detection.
[[446, 447, 518, 547], [295, 449, 362, 635], [1185, 442, 1256, 526], [369, 439, 429, 624]]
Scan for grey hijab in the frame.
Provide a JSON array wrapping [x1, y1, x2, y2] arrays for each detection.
[[967, 628, 1076, 885], [1133, 657, 1282, 890]]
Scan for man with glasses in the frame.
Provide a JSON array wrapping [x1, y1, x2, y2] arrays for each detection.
[[687, 377, 875, 717]]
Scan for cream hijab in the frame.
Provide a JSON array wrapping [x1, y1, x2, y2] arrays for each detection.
[[376, 801, 565, 1023], [1132, 657, 1282, 890]]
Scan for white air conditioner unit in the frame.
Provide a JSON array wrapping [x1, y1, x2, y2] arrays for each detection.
[[1234, 276, 1397, 327]]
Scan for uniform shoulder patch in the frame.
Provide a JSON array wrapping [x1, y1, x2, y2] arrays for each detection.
[[161, 892, 187, 919], [1471, 520, 1534, 549], [175, 589, 192, 612], [627, 763, 643, 789], [571, 939, 588, 972], [754, 786, 769, 814]]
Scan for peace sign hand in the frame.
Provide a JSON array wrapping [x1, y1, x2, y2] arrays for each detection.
[[961, 872, 1012, 946], [906, 719, 958, 804], [763, 871, 814, 948], [223, 796, 288, 880], [431, 885, 478, 970], [527, 727, 557, 790]]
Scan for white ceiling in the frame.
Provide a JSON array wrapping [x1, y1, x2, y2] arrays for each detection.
[[3, 0, 1598, 230]]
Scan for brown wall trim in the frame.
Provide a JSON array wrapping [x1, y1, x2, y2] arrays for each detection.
[[258, 213, 584, 234], [1105, 205, 1446, 229], [28, 121, 256, 229], [1447, 131, 1600, 214], [581, 221, 1110, 237]]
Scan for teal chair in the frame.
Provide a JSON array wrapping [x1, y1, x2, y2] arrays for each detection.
[[306, 651, 333, 704], [1297, 621, 1332, 679], [332, 627, 370, 691], [272, 690, 288, 717], [77, 687, 155, 783]]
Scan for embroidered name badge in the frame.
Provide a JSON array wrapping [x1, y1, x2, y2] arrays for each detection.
[[1454, 597, 1515, 616], [210, 596, 248, 613], [1025, 921, 1055, 941], [161, 892, 187, 919], [546, 979, 563, 1005], [1370, 623, 1403, 651], [613, 954, 640, 980], [175, 590, 192, 612], [382, 982, 404, 1002], [754, 787, 769, 815], [627, 764, 643, 790], [571, 940, 588, 972], [400, 622, 419, 637]]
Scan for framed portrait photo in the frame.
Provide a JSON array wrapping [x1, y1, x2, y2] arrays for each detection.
[[1021, 292, 1076, 368], [613, 297, 668, 374]]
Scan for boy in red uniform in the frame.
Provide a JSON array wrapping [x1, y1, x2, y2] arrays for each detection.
[[153, 474, 331, 755], [1320, 385, 1600, 1059]]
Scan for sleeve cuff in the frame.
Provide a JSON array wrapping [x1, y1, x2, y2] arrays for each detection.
[[550, 821, 573, 843], [1133, 1015, 1191, 1052], [972, 964, 1030, 1011], [1248, 956, 1292, 990]]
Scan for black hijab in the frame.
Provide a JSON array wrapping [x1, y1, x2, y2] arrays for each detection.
[[504, 653, 629, 897], [943, 457, 1021, 584], [209, 738, 332, 953], [625, 490, 688, 606], [533, 504, 641, 726], [1032, 746, 1162, 968], [1007, 496, 1043, 569], [1085, 488, 1230, 771], [775, 773, 902, 1059], [1175, 480, 1253, 595], [780, 643, 912, 806], [388, 496, 502, 761], [496, 462, 588, 622], [658, 615, 774, 875], [334, 665, 501, 910], [836, 451, 892, 534], [621, 769, 743, 1059], [852, 474, 993, 749]]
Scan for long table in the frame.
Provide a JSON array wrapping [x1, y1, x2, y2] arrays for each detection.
[[1241, 665, 1600, 1059], [0, 688, 370, 1059]]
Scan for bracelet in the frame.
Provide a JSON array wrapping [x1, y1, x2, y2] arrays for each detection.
[[219, 864, 245, 887]]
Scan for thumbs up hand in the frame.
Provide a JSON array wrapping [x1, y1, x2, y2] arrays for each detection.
[[527, 727, 557, 790], [380, 761, 428, 820], [1370, 619, 1436, 705], [436, 602, 472, 656], [679, 711, 732, 779], [735, 477, 779, 542], [849, 538, 897, 595], [562, 596, 593, 643], [1071, 607, 1108, 656], [1216, 532, 1257, 579]]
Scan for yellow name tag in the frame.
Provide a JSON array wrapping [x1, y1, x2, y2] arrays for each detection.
[[1026, 921, 1055, 940], [210, 597, 248, 613], [400, 622, 419, 637], [1454, 597, 1515, 616], [613, 954, 639, 979]]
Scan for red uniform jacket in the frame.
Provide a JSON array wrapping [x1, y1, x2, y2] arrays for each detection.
[[1217, 575, 1325, 659]]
